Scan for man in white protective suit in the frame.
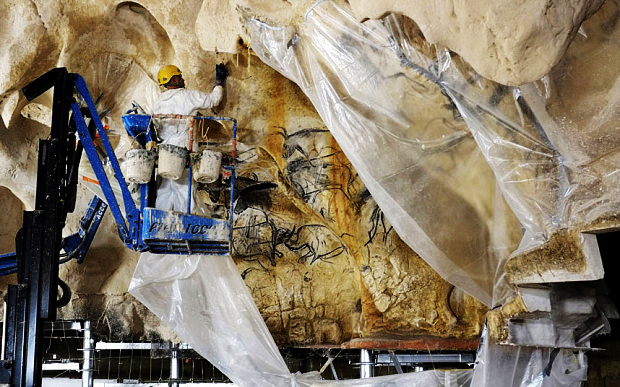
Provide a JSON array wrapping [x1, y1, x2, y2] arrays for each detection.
[[152, 64, 227, 211]]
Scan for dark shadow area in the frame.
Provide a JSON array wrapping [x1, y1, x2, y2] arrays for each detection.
[[587, 231, 620, 386]]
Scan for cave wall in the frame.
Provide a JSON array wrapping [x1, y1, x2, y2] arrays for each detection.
[[0, 0, 616, 349], [55, 49, 488, 344]]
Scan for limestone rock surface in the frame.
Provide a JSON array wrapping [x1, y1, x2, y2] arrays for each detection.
[[348, 0, 605, 85], [0, 0, 616, 352]]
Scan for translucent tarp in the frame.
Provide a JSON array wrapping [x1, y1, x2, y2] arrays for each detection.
[[130, 252, 589, 386], [472, 325, 587, 387], [129, 0, 616, 385], [247, 3, 508, 306], [129, 253, 473, 386], [247, 0, 620, 306]]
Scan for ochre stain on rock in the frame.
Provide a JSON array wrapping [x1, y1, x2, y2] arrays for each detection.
[[264, 73, 286, 170], [487, 294, 528, 343]]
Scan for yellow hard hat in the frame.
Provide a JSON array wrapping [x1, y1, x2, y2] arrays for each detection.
[[157, 65, 182, 85]]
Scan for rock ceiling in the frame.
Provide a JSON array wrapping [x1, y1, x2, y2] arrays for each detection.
[[0, 0, 618, 350]]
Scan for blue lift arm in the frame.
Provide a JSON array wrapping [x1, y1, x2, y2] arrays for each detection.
[[59, 196, 108, 264], [72, 75, 141, 247], [0, 196, 107, 276]]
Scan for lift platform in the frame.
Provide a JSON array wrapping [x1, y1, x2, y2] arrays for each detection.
[[73, 75, 237, 255]]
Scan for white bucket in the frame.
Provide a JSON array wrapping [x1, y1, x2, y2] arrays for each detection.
[[158, 144, 188, 180], [122, 149, 156, 184], [191, 149, 222, 183]]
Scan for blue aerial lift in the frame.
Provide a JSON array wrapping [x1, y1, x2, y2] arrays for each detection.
[[73, 75, 237, 255], [0, 70, 237, 274], [0, 67, 237, 385]]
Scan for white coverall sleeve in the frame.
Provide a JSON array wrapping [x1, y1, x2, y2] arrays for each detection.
[[184, 86, 223, 112]]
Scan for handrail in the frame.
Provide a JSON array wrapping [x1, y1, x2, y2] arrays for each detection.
[[149, 115, 237, 225]]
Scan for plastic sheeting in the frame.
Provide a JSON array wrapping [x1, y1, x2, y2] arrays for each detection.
[[130, 252, 590, 386], [472, 325, 587, 387], [130, 253, 294, 386], [247, 0, 620, 306], [128, 1, 615, 385], [247, 2, 510, 306], [129, 253, 473, 386]]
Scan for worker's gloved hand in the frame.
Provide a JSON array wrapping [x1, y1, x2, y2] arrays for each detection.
[[215, 63, 228, 86]]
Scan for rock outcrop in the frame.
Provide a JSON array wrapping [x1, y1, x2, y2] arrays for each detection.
[[0, 0, 616, 352]]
